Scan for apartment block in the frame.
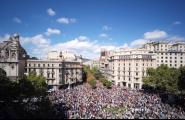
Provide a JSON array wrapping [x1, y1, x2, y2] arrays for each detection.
[[26, 51, 83, 89], [100, 41, 185, 89]]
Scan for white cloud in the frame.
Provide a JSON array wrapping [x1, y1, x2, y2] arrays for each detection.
[[144, 30, 167, 40], [70, 18, 76, 23], [130, 39, 148, 48], [99, 33, 108, 38], [56, 17, 76, 24], [13, 17, 22, 23], [173, 21, 181, 25], [167, 36, 185, 42], [20, 34, 51, 58], [2, 28, 185, 59], [0, 34, 10, 42], [102, 25, 112, 31], [119, 43, 129, 49], [47, 8, 56, 16], [45, 28, 61, 36]]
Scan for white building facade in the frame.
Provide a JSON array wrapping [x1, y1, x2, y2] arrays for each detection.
[[107, 49, 156, 89], [143, 41, 185, 68], [100, 41, 185, 89]]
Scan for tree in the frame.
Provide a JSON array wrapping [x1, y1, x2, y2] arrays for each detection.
[[26, 72, 47, 97], [178, 66, 185, 93], [18, 75, 35, 98], [0, 68, 19, 101], [143, 65, 179, 93], [105, 80, 112, 89], [88, 79, 97, 89]]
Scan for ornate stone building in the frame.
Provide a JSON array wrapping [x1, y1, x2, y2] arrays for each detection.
[[0, 34, 27, 81], [26, 51, 83, 89]]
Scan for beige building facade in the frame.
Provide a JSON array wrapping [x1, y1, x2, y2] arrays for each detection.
[[26, 51, 83, 89]]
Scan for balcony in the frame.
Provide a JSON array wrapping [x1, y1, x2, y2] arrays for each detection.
[[47, 77, 55, 80]]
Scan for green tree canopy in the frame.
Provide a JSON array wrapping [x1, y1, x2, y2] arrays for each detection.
[[178, 66, 185, 92], [26, 72, 47, 97], [143, 64, 179, 93], [88, 79, 97, 89]]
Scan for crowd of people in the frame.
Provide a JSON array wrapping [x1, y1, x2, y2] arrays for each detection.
[[48, 82, 185, 119]]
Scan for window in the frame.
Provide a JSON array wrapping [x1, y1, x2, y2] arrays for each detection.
[[161, 57, 163, 59], [170, 64, 172, 67], [136, 72, 138, 76], [48, 64, 50, 67], [34, 64, 36, 67], [143, 63, 144, 66], [181, 57, 183, 59], [43, 64, 45, 67], [47, 73, 50, 78], [170, 57, 172, 59], [129, 78, 131, 81], [128, 84, 131, 88], [165, 60, 168, 63], [136, 63, 138, 66], [161, 53, 163, 55], [29, 64, 31, 67], [38, 64, 40, 67], [175, 64, 177, 67], [181, 61, 183, 63], [52, 64, 54, 67], [166, 57, 168, 59], [170, 60, 172, 63], [175, 57, 177, 59], [175, 61, 177, 63], [123, 82, 126, 87], [161, 60, 163, 62], [134, 83, 140, 89]]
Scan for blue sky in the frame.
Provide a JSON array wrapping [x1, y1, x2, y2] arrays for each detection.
[[0, 0, 185, 59]]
